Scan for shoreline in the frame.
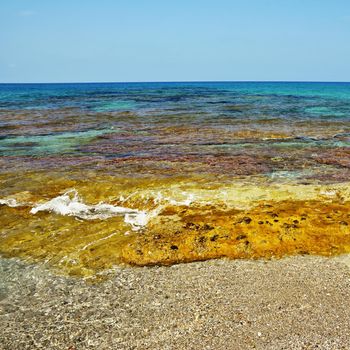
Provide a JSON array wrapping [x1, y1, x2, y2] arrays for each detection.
[[1, 255, 350, 349], [1, 178, 350, 275]]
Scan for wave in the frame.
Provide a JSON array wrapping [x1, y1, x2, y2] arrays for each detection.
[[29, 189, 152, 231], [0, 189, 196, 232]]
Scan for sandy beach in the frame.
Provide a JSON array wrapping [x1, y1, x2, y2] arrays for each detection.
[[1, 255, 350, 350]]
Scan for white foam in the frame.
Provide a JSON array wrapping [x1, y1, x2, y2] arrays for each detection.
[[320, 189, 337, 197], [124, 211, 149, 228], [152, 191, 195, 207], [30, 189, 150, 231], [1, 189, 195, 231], [168, 192, 195, 206], [0, 198, 20, 207]]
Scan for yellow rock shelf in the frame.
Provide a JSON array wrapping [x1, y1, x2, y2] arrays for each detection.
[[1, 198, 350, 278]]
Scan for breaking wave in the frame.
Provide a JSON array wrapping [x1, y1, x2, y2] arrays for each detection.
[[29, 189, 151, 231], [0, 189, 196, 231]]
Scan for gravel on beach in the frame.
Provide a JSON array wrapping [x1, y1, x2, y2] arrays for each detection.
[[1, 255, 350, 350]]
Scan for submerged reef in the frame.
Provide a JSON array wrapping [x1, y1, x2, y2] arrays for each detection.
[[1, 82, 350, 278]]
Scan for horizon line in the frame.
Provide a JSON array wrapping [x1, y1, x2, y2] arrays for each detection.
[[1, 80, 350, 85]]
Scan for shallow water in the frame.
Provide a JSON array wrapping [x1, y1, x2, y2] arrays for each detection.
[[0, 82, 350, 277]]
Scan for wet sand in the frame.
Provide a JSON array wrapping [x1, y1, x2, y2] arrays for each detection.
[[1, 255, 350, 349]]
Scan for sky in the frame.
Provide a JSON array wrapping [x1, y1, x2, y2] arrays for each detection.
[[1, 0, 350, 83]]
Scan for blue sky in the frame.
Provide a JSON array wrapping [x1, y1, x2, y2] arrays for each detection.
[[1, 0, 350, 82]]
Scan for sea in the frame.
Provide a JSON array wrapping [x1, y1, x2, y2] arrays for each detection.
[[0, 82, 350, 277]]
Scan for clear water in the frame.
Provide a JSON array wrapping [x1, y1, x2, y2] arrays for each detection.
[[0, 82, 349, 162], [1, 81, 350, 112], [1, 82, 350, 274]]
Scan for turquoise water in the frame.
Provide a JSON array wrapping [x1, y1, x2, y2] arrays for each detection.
[[0, 128, 119, 156], [1, 82, 350, 115], [0, 82, 349, 182]]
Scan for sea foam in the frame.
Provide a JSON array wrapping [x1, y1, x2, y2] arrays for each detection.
[[0, 198, 20, 207], [30, 189, 150, 230]]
